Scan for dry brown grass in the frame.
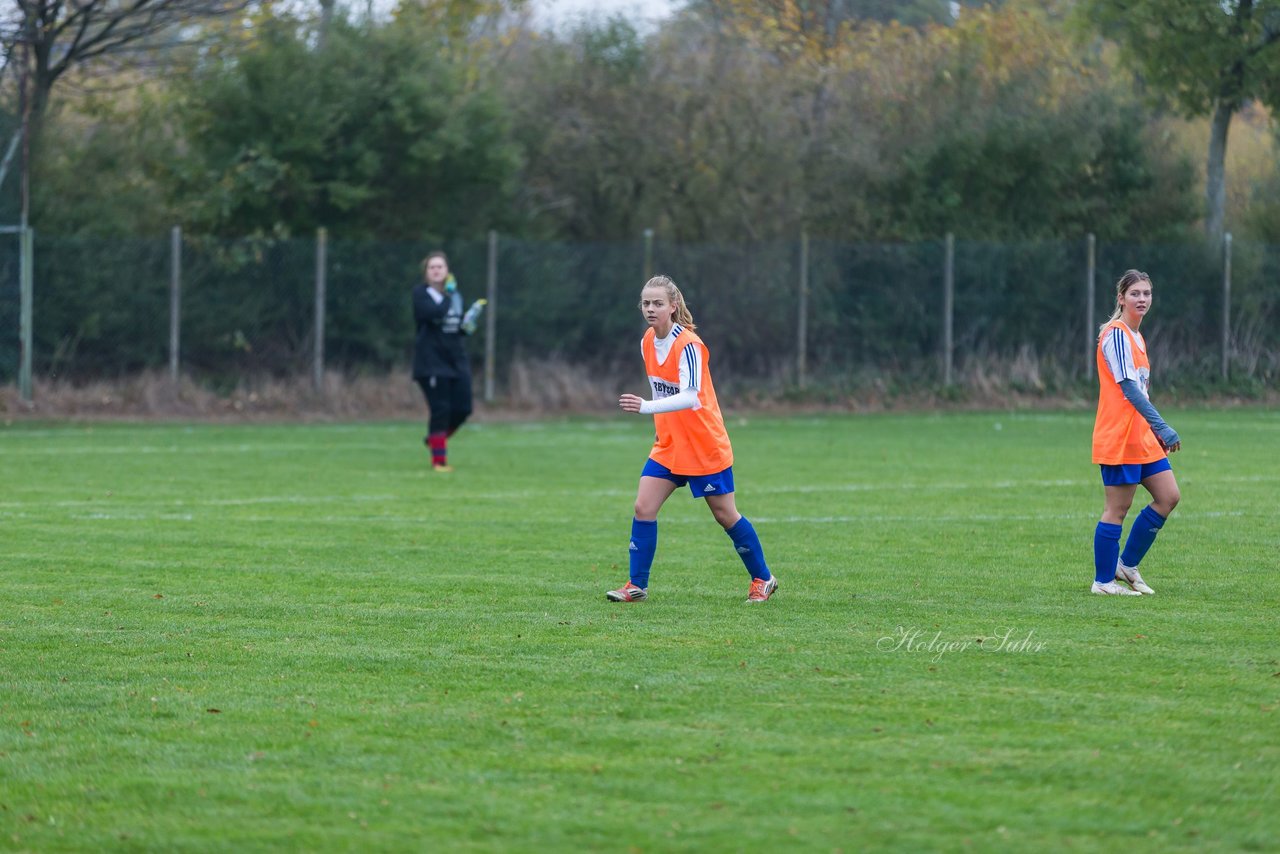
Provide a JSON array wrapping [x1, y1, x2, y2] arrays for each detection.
[[963, 345, 1047, 397], [0, 360, 627, 422], [1, 356, 1274, 422], [505, 357, 624, 411], [0, 370, 425, 421]]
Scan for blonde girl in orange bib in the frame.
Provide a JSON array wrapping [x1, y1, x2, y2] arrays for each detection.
[[607, 275, 778, 604], [1090, 269, 1182, 596]]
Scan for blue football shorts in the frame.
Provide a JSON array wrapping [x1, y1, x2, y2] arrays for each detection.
[[641, 458, 735, 498], [1099, 457, 1172, 486]]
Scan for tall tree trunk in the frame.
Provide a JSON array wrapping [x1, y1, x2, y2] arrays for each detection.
[[318, 0, 336, 49], [1205, 98, 1233, 242]]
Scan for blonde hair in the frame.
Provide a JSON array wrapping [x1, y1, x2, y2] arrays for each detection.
[[1099, 269, 1151, 337], [641, 275, 696, 330]]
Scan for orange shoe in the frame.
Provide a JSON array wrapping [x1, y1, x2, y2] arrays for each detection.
[[747, 576, 778, 603], [606, 581, 648, 602]]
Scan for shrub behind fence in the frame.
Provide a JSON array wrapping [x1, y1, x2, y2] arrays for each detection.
[[10, 231, 1276, 397]]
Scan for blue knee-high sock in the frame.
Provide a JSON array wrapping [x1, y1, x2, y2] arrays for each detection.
[[1121, 505, 1166, 569], [629, 518, 658, 589], [1094, 521, 1123, 583], [726, 516, 772, 581]]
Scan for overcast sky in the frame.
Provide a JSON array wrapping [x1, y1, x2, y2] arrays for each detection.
[[531, 0, 681, 29]]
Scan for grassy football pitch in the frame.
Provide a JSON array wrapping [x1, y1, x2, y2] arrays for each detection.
[[1, 409, 1277, 851]]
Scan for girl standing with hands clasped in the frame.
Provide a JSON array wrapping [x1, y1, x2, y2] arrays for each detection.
[[607, 275, 778, 604], [1091, 269, 1182, 596]]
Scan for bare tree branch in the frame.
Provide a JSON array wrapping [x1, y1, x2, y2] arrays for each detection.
[[5, 0, 248, 126]]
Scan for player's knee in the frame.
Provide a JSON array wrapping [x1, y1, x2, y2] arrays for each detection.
[[711, 507, 738, 529], [1101, 508, 1129, 525], [634, 500, 658, 520], [1106, 499, 1132, 518]]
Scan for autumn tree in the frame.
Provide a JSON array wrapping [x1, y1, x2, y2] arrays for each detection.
[[1075, 0, 1280, 239], [170, 9, 520, 239]]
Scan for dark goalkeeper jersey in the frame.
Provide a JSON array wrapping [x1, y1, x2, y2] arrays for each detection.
[[412, 284, 469, 379]]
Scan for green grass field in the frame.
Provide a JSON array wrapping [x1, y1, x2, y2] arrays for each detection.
[[1, 410, 1277, 852]]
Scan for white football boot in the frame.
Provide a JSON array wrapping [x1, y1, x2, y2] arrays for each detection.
[[1091, 580, 1141, 596], [1115, 561, 1155, 595]]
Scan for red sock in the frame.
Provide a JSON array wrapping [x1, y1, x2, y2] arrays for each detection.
[[427, 432, 448, 465]]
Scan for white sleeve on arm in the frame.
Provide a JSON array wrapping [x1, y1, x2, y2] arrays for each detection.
[[1101, 327, 1138, 383], [639, 343, 703, 414], [639, 388, 699, 414]]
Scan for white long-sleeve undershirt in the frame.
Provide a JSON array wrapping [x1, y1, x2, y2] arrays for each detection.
[[638, 328, 701, 414], [640, 387, 699, 414]]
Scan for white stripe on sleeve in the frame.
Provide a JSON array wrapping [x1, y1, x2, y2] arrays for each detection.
[[679, 342, 702, 391], [1102, 327, 1138, 384]]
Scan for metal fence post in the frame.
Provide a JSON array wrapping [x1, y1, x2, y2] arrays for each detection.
[[485, 229, 497, 403], [1222, 231, 1232, 382], [797, 230, 809, 388], [943, 232, 954, 387], [643, 228, 654, 282], [18, 225, 32, 403], [313, 227, 327, 392], [169, 225, 182, 384], [1086, 233, 1096, 379]]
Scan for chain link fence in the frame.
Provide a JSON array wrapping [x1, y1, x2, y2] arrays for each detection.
[[8, 231, 1278, 399]]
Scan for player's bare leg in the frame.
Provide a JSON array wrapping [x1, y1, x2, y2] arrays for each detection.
[[634, 475, 679, 521]]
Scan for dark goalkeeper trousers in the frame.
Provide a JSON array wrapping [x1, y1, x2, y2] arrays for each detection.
[[417, 374, 473, 437]]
